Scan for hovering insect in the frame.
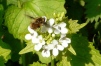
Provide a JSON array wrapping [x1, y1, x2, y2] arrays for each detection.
[[26, 15, 47, 30]]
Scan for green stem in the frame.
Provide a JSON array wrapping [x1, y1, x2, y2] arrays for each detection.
[[51, 56, 54, 66], [21, 40, 26, 66]]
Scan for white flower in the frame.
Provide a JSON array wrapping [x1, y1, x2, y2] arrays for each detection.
[[42, 49, 50, 57], [32, 35, 45, 51], [59, 37, 71, 48], [34, 43, 42, 51], [54, 22, 68, 34], [51, 40, 64, 56], [25, 26, 38, 40]]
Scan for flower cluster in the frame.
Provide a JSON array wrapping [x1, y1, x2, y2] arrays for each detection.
[[25, 15, 71, 57]]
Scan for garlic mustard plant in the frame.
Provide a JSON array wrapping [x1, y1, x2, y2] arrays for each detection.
[[25, 13, 71, 57]]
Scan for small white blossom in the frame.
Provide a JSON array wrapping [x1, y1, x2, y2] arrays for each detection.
[[25, 26, 38, 40], [32, 35, 45, 51], [51, 40, 64, 56], [54, 22, 68, 34], [34, 44, 42, 51], [56, 45, 64, 51], [59, 37, 71, 48]]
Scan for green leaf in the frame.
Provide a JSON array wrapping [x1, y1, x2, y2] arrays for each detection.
[[68, 19, 87, 34], [85, 0, 101, 22], [19, 43, 34, 54], [57, 34, 101, 66], [4, 5, 30, 40], [0, 4, 4, 24], [4, 0, 66, 40], [23, 0, 66, 18], [0, 40, 11, 62], [36, 52, 51, 64], [7, 0, 17, 6], [57, 56, 70, 66], [3, 32, 21, 62], [0, 56, 5, 66], [29, 62, 46, 66]]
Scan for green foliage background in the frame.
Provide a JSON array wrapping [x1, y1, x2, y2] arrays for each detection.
[[0, 0, 101, 66]]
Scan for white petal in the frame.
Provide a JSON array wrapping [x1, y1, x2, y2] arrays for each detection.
[[54, 29, 60, 34], [53, 25, 60, 34], [60, 34, 66, 38], [25, 34, 32, 40], [41, 40, 45, 45], [42, 50, 46, 57], [32, 37, 39, 44], [34, 31, 38, 37], [52, 40, 58, 45], [59, 38, 71, 48], [38, 35, 45, 45], [52, 48, 59, 56], [34, 44, 42, 51], [38, 35, 42, 40], [57, 45, 64, 51], [47, 44, 54, 50], [66, 38, 71, 43], [61, 42, 68, 48], [48, 18, 54, 26], [59, 22, 66, 27], [45, 50, 50, 57], [61, 27, 68, 34], [59, 38, 71, 44], [42, 50, 50, 57], [28, 26, 35, 33]]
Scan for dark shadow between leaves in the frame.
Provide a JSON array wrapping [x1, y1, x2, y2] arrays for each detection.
[[0, 56, 5, 66]]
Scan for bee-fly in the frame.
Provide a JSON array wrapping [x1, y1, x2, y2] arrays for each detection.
[[26, 15, 47, 30]]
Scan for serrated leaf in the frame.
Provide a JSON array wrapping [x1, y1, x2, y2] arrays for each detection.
[[88, 42, 101, 66], [4, 5, 30, 40], [68, 19, 87, 34], [58, 34, 101, 66], [36, 52, 51, 64], [29, 62, 46, 66], [0, 40, 11, 62], [4, 0, 66, 40], [19, 43, 34, 54], [23, 0, 66, 18], [85, 0, 101, 22]]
